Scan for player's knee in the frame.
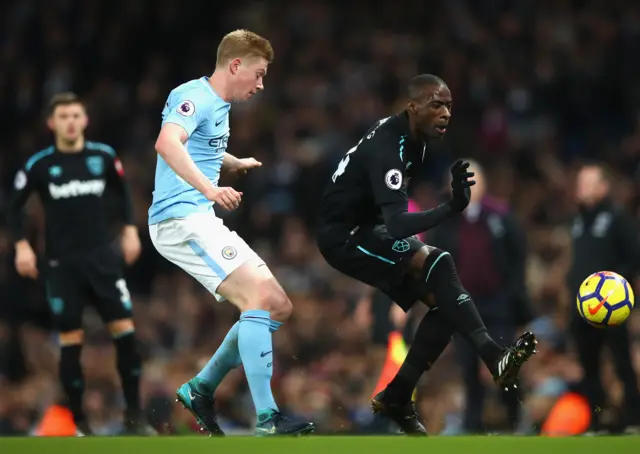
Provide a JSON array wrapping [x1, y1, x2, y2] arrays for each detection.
[[418, 248, 474, 309], [59, 329, 84, 346], [408, 245, 440, 277], [107, 318, 135, 338], [253, 279, 292, 322], [419, 248, 466, 299], [269, 293, 293, 322], [422, 247, 458, 285], [222, 260, 293, 321]]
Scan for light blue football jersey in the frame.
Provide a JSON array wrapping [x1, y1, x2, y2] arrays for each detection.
[[149, 77, 231, 224]]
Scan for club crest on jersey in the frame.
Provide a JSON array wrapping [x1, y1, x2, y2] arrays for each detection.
[[385, 169, 403, 190], [177, 100, 195, 116], [86, 156, 104, 176], [49, 165, 62, 178], [48, 297, 64, 315], [222, 246, 237, 260], [114, 158, 125, 177], [14, 170, 27, 190], [392, 240, 410, 253]]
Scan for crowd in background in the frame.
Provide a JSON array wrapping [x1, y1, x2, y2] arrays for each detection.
[[1, 0, 640, 435]]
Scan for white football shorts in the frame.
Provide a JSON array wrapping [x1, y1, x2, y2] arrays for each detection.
[[149, 211, 263, 301]]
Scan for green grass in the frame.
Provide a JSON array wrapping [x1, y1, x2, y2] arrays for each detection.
[[1, 436, 639, 454]]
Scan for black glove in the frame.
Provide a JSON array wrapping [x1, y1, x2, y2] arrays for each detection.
[[449, 160, 476, 212]]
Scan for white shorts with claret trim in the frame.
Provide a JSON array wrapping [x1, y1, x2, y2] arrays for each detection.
[[149, 212, 262, 302]]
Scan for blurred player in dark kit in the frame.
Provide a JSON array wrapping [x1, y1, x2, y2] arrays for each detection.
[[6, 93, 153, 436]]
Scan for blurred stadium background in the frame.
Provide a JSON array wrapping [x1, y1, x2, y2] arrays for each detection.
[[1, 0, 640, 437]]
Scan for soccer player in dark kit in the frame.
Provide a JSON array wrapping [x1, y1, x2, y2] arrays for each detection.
[[316, 74, 537, 435], [6, 92, 154, 436]]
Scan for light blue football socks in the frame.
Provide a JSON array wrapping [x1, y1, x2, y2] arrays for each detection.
[[194, 321, 242, 394], [238, 310, 279, 418], [193, 309, 283, 423]]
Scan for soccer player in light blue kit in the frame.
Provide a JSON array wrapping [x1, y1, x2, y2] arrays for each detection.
[[149, 30, 315, 436]]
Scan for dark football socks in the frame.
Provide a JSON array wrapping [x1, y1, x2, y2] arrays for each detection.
[[423, 250, 504, 373], [59, 344, 87, 423], [113, 332, 143, 420], [385, 310, 454, 404]]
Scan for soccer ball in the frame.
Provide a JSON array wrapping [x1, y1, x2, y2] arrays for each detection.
[[576, 271, 634, 327]]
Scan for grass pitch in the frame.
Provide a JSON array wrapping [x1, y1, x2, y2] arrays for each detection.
[[1, 435, 639, 454]]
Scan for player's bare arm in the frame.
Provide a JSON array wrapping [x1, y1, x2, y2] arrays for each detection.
[[155, 123, 242, 210], [222, 152, 262, 175]]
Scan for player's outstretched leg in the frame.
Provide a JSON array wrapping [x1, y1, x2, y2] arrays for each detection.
[[176, 322, 242, 435], [108, 319, 156, 435], [420, 248, 537, 389], [372, 309, 454, 435], [58, 330, 93, 436]]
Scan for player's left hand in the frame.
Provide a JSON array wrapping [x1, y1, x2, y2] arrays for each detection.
[[121, 225, 142, 265], [449, 160, 476, 212], [234, 158, 262, 175]]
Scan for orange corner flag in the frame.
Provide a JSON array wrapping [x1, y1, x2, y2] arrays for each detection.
[[372, 331, 416, 399]]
